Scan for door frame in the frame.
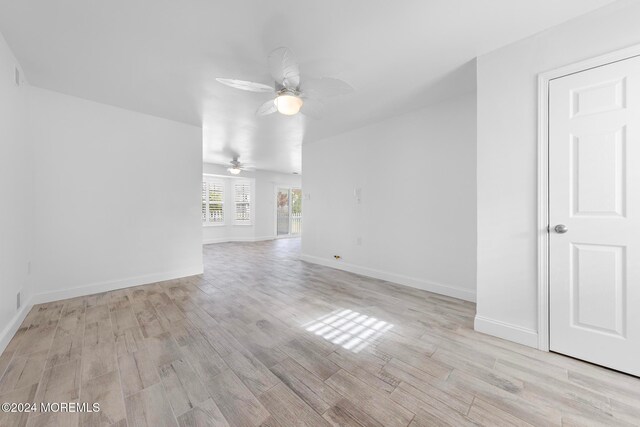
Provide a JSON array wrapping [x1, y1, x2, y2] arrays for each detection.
[[273, 185, 302, 238], [537, 43, 640, 351]]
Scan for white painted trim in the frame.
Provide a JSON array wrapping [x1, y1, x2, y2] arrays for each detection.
[[537, 43, 640, 352], [0, 298, 33, 356], [474, 315, 538, 348], [537, 71, 551, 352], [31, 266, 204, 305], [0, 265, 203, 355], [203, 236, 275, 245], [273, 184, 279, 237], [275, 234, 300, 240], [300, 253, 475, 302]]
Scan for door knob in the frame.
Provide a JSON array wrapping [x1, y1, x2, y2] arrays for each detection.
[[554, 224, 568, 234]]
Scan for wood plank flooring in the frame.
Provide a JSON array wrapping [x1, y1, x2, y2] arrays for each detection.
[[1, 238, 639, 426]]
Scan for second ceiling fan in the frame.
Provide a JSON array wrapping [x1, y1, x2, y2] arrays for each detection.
[[216, 47, 353, 117]]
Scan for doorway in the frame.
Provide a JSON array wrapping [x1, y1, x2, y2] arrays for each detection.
[[543, 52, 640, 377], [276, 187, 302, 237]]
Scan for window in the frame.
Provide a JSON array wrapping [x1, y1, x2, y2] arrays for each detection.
[[202, 178, 224, 225], [234, 181, 251, 224]]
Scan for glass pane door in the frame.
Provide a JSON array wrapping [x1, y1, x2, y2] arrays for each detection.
[[277, 188, 290, 235], [291, 188, 302, 235]]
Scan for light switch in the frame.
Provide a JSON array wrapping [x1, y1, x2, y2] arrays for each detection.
[[354, 187, 362, 204]]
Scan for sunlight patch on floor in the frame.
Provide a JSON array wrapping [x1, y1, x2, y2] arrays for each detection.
[[303, 308, 393, 353]]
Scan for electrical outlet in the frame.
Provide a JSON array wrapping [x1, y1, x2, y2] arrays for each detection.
[[16, 292, 21, 310], [14, 66, 20, 87]]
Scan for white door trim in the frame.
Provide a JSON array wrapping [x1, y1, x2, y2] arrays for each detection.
[[537, 43, 640, 352]]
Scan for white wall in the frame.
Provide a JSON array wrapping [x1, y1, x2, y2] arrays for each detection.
[[0, 33, 32, 349], [29, 87, 203, 301], [202, 163, 302, 244], [302, 92, 477, 302], [476, 0, 640, 346]]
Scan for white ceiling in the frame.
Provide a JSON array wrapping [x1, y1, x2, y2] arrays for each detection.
[[0, 0, 616, 173]]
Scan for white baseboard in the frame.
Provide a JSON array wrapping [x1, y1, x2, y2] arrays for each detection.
[[0, 265, 203, 355], [31, 265, 204, 305], [203, 236, 275, 245], [274, 235, 300, 240], [299, 253, 476, 302], [0, 298, 33, 357], [474, 315, 538, 348]]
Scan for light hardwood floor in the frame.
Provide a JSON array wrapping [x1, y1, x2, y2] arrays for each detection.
[[1, 238, 639, 426]]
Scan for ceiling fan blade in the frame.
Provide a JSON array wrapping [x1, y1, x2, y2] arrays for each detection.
[[303, 77, 354, 99], [300, 98, 325, 119], [268, 47, 300, 89], [216, 78, 274, 93], [233, 161, 256, 171], [256, 99, 277, 116]]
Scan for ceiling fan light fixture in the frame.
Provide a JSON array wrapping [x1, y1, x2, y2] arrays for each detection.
[[228, 167, 242, 175], [274, 94, 303, 115]]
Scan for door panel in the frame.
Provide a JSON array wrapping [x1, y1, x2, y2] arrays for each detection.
[[291, 188, 302, 235], [277, 188, 290, 236], [571, 129, 626, 217], [549, 55, 640, 376], [571, 243, 625, 337]]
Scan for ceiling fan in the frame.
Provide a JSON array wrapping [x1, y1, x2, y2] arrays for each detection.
[[216, 47, 353, 117], [227, 158, 252, 175]]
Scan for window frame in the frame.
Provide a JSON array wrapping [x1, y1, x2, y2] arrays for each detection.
[[233, 180, 252, 225], [202, 177, 225, 226]]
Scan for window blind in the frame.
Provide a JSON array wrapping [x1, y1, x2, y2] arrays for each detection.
[[234, 182, 251, 223], [202, 179, 224, 224]]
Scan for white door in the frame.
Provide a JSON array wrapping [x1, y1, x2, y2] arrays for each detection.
[[549, 57, 640, 375], [549, 55, 640, 376]]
